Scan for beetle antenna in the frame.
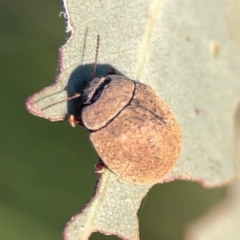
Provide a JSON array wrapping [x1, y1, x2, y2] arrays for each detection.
[[92, 34, 100, 79], [41, 93, 81, 110], [42, 35, 100, 111]]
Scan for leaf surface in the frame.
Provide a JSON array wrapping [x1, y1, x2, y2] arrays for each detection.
[[64, 169, 149, 240], [26, 0, 240, 239]]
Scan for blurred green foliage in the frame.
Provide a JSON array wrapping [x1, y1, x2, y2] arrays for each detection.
[[0, 0, 229, 239]]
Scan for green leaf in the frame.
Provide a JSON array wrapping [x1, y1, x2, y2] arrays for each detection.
[[26, 0, 240, 239]]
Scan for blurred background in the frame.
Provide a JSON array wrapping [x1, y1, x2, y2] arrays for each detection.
[[0, 0, 239, 239]]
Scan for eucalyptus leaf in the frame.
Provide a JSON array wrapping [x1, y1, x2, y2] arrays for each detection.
[[26, 0, 240, 239], [64, 169, 149, 240]]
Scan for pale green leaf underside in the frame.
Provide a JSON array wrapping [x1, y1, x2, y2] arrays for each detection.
[[26, 0, 240, 239], [63, 168, 149, 240], [27, 0, 240, 186], [185, 91, 240, 240]]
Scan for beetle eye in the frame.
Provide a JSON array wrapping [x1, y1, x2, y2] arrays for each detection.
[[82, 77, 111, 106], [81, 95, 88, 104]]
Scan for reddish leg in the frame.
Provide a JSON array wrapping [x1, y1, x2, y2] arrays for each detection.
[[108, 68, 116, 75], [68, 114, 82, 127], [94, 160, 106, 174]]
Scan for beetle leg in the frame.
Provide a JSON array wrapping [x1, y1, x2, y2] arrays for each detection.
[[68, 114, 82, 127], [94, 159, 106, 174], [108, 68, 116, 75]]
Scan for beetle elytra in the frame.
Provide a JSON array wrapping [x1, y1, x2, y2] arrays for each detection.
[[69, 73, 183, 185]]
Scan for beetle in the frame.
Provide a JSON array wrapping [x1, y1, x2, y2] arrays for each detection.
[[68, 73, 183, 185], [47, 35, 183, 185]]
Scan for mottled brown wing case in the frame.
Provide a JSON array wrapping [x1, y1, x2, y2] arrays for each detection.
[[90, 80, 183, 185]]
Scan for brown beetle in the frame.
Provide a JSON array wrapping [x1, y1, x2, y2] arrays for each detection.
[[69, 74, 183, 185], [55, 35, 184, 185]]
